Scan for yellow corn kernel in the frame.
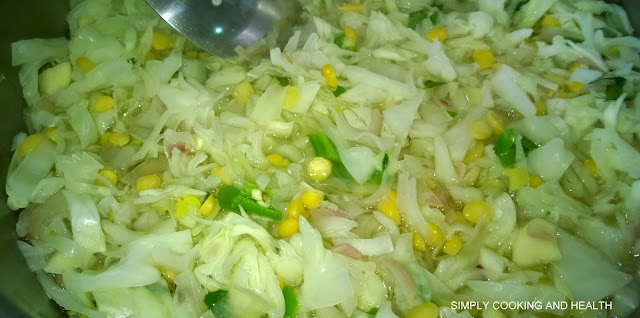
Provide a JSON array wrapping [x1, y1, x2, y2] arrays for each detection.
[[472, 50, 494, 69], [152, 31, 173, 51], [266, 153, 289, 167], [470, 119, 492, 140], [307, 157, 332, 181], [287, 198, 309, 220], [568, 81, 583, 92], [427, 222, 445, 244], [322, 64, 338, 90], [18, 133, 43, 157], [234, 81, 254, 105], [376, 193, 400, 224], [45, 126, 58, 143], [93, 95, 114, 112], [426, 26, 447, 42], [282, 86, 301, 110], [463, 200, 491, 224], [341, 3, 363, 13], [301, 190, 323, 210], [535, 100, 548, 116], [199, 194, 216, 217], [412, 232, 426, 252], [279, 218, 300, 238], [96, 169, 118, 186], [76, 57, 95, 73], [211, 167, 232, 185], [584, 158, 599, 178], [443, 234, 462, 255], [541, 16, 561, 27], [108, 132, 131, 147], [503, 167, 530, 192], [100, 132, 113, 146], [183, 195, 201, 207], [130, 139, 142, 146], [175, 195, 201, 218], [137, 174, 162, 192], [463, 141, 485, 164], [406, 302, 439, 318], [344, 27, 357, 42], [485, 111, 505, 135], [529, 174, 544, 188]]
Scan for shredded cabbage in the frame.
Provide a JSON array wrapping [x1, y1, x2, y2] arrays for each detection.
[[6, 0, 640, 317]]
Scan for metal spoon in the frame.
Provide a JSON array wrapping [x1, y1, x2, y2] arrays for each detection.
[[144, 0, 301, 58]]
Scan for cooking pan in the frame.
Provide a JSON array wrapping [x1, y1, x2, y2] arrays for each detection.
[[0, 1, 638, 317]]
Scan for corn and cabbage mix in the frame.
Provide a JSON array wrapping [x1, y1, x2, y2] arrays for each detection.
[[6, 0, 640, 317]]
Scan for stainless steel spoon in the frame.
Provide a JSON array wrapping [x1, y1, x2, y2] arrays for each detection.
[[144, 0, 301, 58]]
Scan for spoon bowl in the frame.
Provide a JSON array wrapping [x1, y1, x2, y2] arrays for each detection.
[[145, 0, 301, 58]]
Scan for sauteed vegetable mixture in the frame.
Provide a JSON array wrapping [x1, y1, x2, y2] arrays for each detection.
[[7, 0, 640, 317]]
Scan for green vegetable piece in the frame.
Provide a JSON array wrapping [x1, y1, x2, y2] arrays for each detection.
[[408, 8, 431, 29], [495, 128, 517, 166], [217, 185, 282, 220], [381, 153, 389, 170], [217, 185, 241, 211], [308, 133, 354, 180], [495, 128, 517, 152], [369, 153, 390, 184], [204, 290, 228, 312], [275, 76, 291, 86], [308, 133, 341, 163], [333, 34, 358, 52], [605, 77, 626, 101], [447, 111, 458, 118], [423, 80, 444, 88], [498, 148, 516, 166], [333, 85, 347, 97], [283, 285, 299, 318], [240, 180, 258, 197], [240, 180, 271, 198], [494, 129, 537, 166], [521, 136, 539, 155], [368, 307, 379, 315], [369, 171, 383, 184], [429, 11, 439, 25], [234, 195, 283, 220]]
